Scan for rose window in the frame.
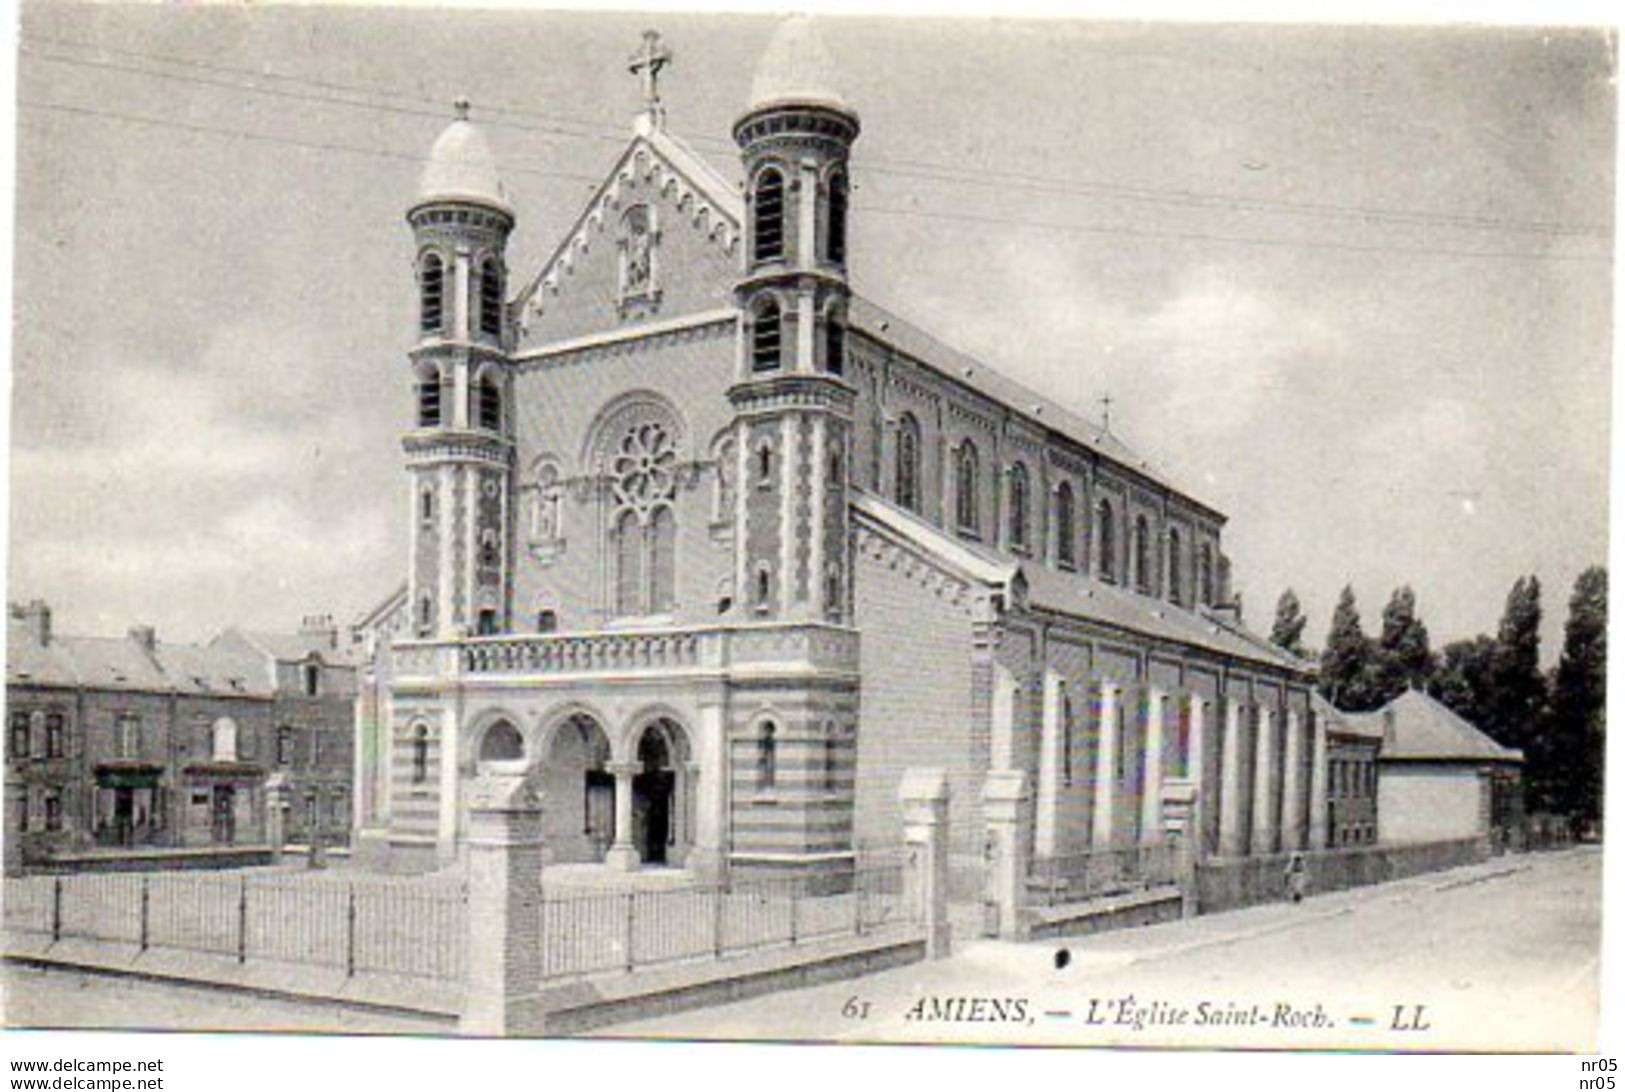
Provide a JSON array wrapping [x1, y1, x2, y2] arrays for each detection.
[[611, 423, 677, 516]]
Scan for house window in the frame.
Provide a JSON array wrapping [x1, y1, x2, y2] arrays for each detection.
[[44, 713, 65, 758], [895, 413, 921, 512], [607, 422, 679, 617], [1008, 462, 1031, 551], [1133, 515, 1152, 593], [752, 298, 782, 372], [10, 711, 31, 758], [757, 722, 777, 790], [212, 718, 239, 763], [476, 375, 502, 432], [827, 170, 849, 265], [1056, 482, 1076, 569], [115, 714, 141, 760], [17, 787, 29, 832], [1168, 528, 1183, 605], [302, 662, 320, 697], [44, 790, 62, 832], [478, 257, 503, 337], [417, 372, 441, 428], [954, 441, 980, 535], [411, 726, 430, 784], [277, 727, 294, 766], [1199, 543, 1215, 606], [754, 167, 785, 262], [419, 253, 444, 335], [1098, 500, 1117, 581]]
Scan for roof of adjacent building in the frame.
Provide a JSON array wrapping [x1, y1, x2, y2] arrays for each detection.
[[1319, 689, 1524, 762], [5, 606, 352, 696], [854, 492, 1305, 675]]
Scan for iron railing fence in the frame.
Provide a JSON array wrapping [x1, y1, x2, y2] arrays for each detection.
[[538, 854, 913, 981], [2, 872, 468, 982], [1028, 841, 1181, 907]]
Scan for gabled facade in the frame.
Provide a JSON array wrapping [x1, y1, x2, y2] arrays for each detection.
[[358, 22, 1324, 889]]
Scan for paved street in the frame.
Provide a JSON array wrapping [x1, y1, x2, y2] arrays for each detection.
[[602, 848, 1602, 1052]]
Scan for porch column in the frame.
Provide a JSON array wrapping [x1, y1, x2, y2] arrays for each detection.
[[604, 761, 640, 872], [1308, 707, 1330, 849], [1034, 670, 1064, 859], [1091, 681, 1120, 847], [1140, 688, 1166, 842], [991, 660, 1018, 770], [1281, 708, 1306, 851], [688, 701, 728, 881], [436, 709, 460, 866], [1250, 703, 1276, 855], [1218, 697, 1246, 857]]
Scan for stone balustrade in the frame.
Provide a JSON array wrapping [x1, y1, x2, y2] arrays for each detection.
[[391, 622, 858, 683]]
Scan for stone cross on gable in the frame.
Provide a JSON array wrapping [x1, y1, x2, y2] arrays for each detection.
[[1100, 394, 1114, 433], [629, 30, 673, 122]]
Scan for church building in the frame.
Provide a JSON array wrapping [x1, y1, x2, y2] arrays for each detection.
[[354, 21, 1325, 893]]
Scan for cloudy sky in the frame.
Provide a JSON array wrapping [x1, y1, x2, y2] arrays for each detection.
[[5, 5, 1614, 660]]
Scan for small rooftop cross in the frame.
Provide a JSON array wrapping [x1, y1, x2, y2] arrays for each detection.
[[453, 96, 471, 121], [629, 30, 673, 121], [1100, 393, 1114, 433]]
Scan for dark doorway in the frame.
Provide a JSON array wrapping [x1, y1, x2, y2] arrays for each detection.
[[584, 769, 615, 858], [211, 786, 236, 844], [112, 788, 135, 847], [633, 730, 675, 865]]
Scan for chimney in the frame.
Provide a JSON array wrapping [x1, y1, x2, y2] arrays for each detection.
[[19, 600, 52, 647], [1382, 706, 1397, 748], [300, 613, 339, 650], [128, 625, 157, 654]]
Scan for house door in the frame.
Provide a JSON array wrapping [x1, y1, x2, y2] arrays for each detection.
[[113, 788, 135, 847], [211, 786, 236, 844]]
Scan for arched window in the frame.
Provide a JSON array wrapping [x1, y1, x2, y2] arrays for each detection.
[[754, 167, 786, 262], [895, 413, 921, 512], [211, 717, 238, 763], [478, 257, 503, 338], [1098, 499, 1117, 581], [1133, 515, 1152, 593], [1199, 543, 1215, 606], [1168, 528, 1183, 605], [419, 253, 444, 335], [1056, 482, 1076, 569], [755, 564, 773, 609], [823, 726, 840, 792], [536, 609, 558, 633], [476, 375, 502, 432], [826, 318, 845, 375], [417, 370, 442, 428], [757, 722, 778, 790], [479, 720, 524, 762], [302, 662, 320, 697], [1062, 692, 1074, 787], [752, 298, 782, 372], [411, 726, 429, 783], [955, 441, 980, 535], [420, 488, 435, 525], [827, 170, 849, 265], [757, 443, 774, 483], [417, 594, 433, 636], [607, 420, 680, 617], [1008, 462, 1031, 551]]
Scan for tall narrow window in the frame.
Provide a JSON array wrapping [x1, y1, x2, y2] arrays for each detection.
[[10, 712, 30, 759], [1008, 462, 1031, 551], [827, 170, 849, 264], [823, 727, 840, 792], [1168, 528, 1183, 605], [614, 509, 644, 617], [1062, 693, 1074, 787], [419, 253, 444, 335], [417, 595, 433, 636], [302, 662, 320, 697], [116, 714, 140, 759], [277, 726, 294, 766], [752, 299, 782, 372], [755, 565, 773, 609], [649, 507, 676, 614], [1133, 516, 1151, 593], [476, 375, 502, 432], [1198, 543, 1215, 606], [478, 258, 503, 337], [826, 318, 845, 375], [417, 372, 442, 428], [411, 726, 429, 783], [955, 441, 980, 535], [212, 717, 239, 763], [895, 413, 921, 512], [757, 722, 778, 790], [607, 420, 680, 618], [1098, 500, 1117, 581], [45, 713, 64, 759], [754, 168, 785, 262], [420, 488, 435, 525], [1056, 482, 1076, 569]]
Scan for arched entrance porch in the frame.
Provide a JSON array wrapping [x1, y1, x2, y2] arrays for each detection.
[[631, 718, 691, 867], [539, 712, 615, 864]]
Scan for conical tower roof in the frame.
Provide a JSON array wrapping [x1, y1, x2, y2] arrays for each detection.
[[416, 100, 512, 215], [747, 16, 852, 115]]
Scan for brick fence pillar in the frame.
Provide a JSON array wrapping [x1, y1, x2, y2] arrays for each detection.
[[461, 768, 546, 1037], [899, 768, 951, 959], [981, 769, 1030, 940], [1160, 778, 1200, 918]]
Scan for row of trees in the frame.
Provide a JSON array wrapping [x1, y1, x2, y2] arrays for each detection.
[[1269, 569, 1606, 829]]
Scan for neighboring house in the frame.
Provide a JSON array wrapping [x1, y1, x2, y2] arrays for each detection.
[[4, 601, 357, 866], [358, 21, 1328, 888], [1369, 689, 1524, 847], [1313, 695, 1382, 848]]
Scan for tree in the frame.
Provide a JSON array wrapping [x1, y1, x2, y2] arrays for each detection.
[[1431, 635, 1497, 729], [1320, 585, 1379, 711], [1270, 589, 1309, 659], [1540, 567, 1606, 827], [1372, 585, 1435, 705], [1483, 575, 1545, 753]]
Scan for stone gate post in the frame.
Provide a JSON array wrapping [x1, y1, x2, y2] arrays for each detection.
[[1160, 779, 1200, 918], [461, 768, 546, 1037], [981, 770, 1030, 941], [899, 768, 951, 959]]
